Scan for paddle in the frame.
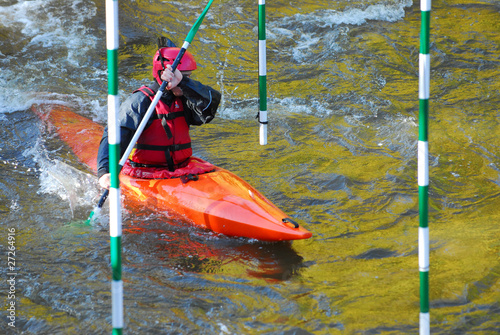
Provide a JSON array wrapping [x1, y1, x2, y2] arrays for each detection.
[[87, 0, 215, 224]]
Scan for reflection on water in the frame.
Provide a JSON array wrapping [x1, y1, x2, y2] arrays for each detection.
[[0, 0, 499, 334], [124, 216, 305, 281]]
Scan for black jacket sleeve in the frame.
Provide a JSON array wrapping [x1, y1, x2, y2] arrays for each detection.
[[178, 77, 221, 126], [96, 126, 133, 178], [96, 92, 153, 178]]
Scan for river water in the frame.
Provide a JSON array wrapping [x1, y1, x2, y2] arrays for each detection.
[[1, 0, 499, 334]]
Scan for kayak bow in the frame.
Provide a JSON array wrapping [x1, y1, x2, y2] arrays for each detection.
[[32, 103, 312, 241]]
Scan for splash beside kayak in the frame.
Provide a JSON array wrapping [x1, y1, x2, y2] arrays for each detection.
[[32, 103, 312, 241]]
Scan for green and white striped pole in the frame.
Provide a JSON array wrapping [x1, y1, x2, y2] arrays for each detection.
[[102, 2, 216, 332], [258, 0, 268, 145], [105, 0, 123, 334], [419, 0, 430, 333]]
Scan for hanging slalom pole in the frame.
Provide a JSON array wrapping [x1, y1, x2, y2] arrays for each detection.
[[105, 0, 123, 334], [258, 0, 268, 145], [100, 1, 216, 333], [418, 0, 431, 334]]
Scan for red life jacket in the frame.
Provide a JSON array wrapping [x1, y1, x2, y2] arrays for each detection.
[[129, 86, 192, 171]]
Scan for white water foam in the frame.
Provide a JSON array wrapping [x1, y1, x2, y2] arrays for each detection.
[[23, 136, 99, 218], [0, 0, 98, 51], [0, 0, 102, 114], [281, 0, 413, 29], [267, 0, 413, 64]]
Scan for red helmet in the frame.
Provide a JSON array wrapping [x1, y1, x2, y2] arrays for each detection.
[[152, 47, 197, 84]]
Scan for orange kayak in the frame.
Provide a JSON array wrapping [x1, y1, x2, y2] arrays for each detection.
[[33, 103, 312, 241]]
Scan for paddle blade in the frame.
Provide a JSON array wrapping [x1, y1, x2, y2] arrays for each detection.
[[86, 189, 109, 224], [86, 207, 100, 225], [185, 0, 214, 44]]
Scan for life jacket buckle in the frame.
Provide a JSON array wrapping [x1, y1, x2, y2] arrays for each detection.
[[180, 173, 199, 184]]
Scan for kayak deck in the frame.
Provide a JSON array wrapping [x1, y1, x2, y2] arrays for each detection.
[[32, 103, 312, 241], [121, 169, 312, 241]]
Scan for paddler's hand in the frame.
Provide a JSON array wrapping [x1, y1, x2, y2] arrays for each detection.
[[161, 65, 183, 91], [99, 173, 111, 190]]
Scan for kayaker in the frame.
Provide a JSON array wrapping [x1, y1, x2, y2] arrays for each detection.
[[97, 40, 221, 189]]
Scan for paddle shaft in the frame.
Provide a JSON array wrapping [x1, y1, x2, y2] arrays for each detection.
[[93, 0, 214, 211]]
